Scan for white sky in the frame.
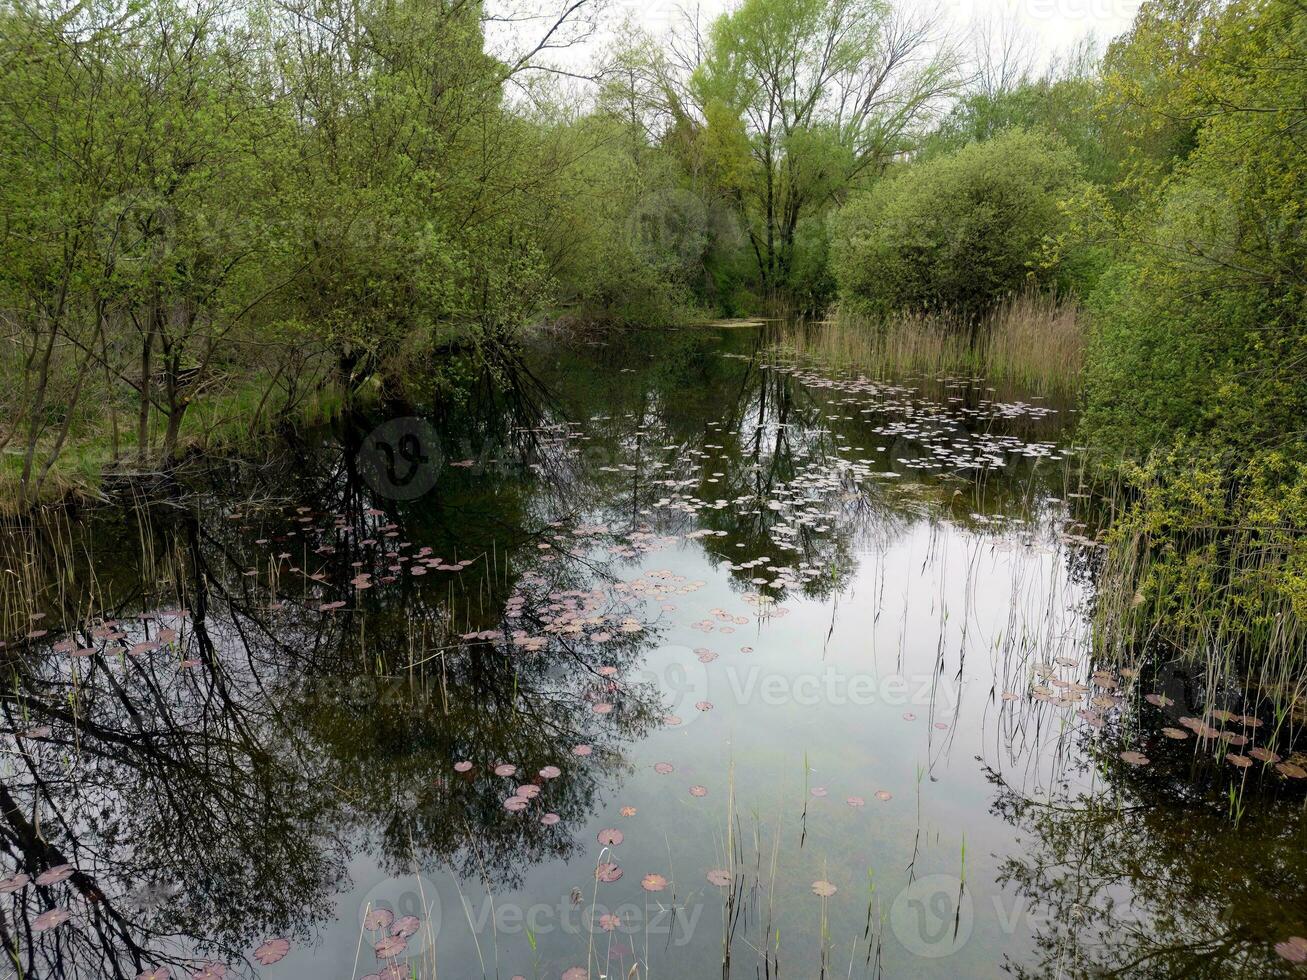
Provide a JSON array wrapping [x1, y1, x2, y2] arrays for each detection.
[[603, 0, 1141, 62], [492, 0, 1144, 81]]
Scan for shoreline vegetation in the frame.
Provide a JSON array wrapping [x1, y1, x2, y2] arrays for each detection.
[[3, 0, 1305, 700], [777, 290, 1083, 396]]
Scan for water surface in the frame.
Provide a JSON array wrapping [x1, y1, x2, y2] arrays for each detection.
[[2, 325, 1304, 979]]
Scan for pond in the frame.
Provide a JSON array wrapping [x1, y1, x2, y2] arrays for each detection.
[[1, 324, 1305, 979]]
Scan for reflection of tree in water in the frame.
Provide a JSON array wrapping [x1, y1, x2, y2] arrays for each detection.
[[529, 326, 1072, 612], [530, 327, 903, 605], [0, 459, 668, 976], [689, 358, 898, 602], [0, 601, 344, 978], [987, 759, 1307, 979]]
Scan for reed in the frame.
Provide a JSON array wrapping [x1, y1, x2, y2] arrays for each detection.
[[1088, 481, 1306, 720], [1054, 445, 1307, 730], [778, 290, 1084, 396], [0, 372, 350, 515]]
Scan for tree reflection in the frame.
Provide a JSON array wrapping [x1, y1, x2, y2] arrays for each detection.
[[987, 760, 1307, 978], [0, 464, 669, 976], [0, 328, 1088, 977]]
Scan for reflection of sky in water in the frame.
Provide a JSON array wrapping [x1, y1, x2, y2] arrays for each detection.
[[0, 326, 1303, 979]]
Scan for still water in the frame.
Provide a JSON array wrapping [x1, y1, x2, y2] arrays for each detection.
[[1, 325, 1304, 979]]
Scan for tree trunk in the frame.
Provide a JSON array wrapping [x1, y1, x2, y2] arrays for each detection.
[[160, 347, 185, 462], [137, 303, 160, 465], [764, 151, 776, 290], [19, 316, 60, 505], [35, 326, 97, 495], [98, 309, 119, 460]]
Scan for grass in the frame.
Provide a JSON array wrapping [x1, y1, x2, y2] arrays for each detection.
[[1037, 443, 1307, 741], [771, 287, 1303, 736], [776, 290, 1084, 396], [0, 371, 351, 514]]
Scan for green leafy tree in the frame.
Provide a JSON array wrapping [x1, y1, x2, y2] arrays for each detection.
[[1082, 0, 1307, 669], [687, 0, 958, 300]]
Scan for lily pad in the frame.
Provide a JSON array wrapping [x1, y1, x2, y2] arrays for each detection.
[[253, 938, 290, 965], [35, 864, 73, 886], [33, 907, 70, 931], [595, 862, 623, 883], [374, 935, 407, 959]]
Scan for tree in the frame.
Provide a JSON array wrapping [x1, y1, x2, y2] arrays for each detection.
[[1080, 0, 1307, 670], [921, 40, 1119, 190], [0, 0, 596, 501], [686, 0, 958, 299]]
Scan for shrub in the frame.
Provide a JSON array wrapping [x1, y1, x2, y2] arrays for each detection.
[[1095, 446, 1306, 702], [830, 129, 1087, 322], [1082, 0, 1307, 692]]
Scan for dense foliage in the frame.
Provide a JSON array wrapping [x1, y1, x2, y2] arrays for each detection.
[[1083, 0, 1307, 458], [0, 0, 958, 504], [829, 129, 1086, 321], [1080, 0, 1307, 669], [0, 0, 582, 502], [819, 0, 1305, 673]]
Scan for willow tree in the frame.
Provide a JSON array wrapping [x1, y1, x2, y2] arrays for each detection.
[[688, 0, 958, 297], [264, 0, 593, 390]]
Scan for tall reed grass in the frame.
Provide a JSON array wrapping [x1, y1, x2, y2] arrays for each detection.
[[781, 290, 1084, 395], [1082, 454, 1307, 723], [776, 294, 1303, 721]]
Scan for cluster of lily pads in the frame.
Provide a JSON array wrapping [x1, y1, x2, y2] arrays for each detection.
[[359, 907, 424, 978], [1005, 657, 1306, 780]]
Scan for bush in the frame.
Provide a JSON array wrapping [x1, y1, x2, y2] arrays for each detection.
[[830, 129, 1087, 322], [1082, 0, 1307, 459]]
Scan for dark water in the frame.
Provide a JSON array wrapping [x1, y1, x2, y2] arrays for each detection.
[[1, 325, 1305, 980]]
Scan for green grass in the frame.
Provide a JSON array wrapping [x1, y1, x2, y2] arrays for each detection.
[[0, 372, 352, 514], [1082, 448, 1307, 720]]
